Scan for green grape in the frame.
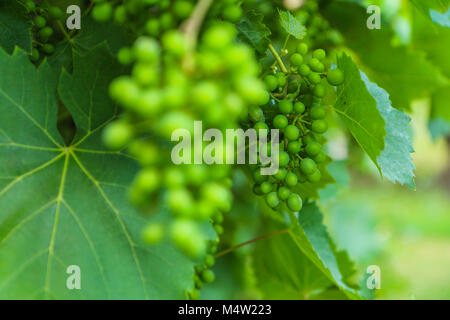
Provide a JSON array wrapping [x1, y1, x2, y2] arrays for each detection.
[[298, 64, 311, 77], [294, 101, 306, 114], [327, 68, 344, 86], [223, 4, 243, 22], [313, 152, 327, 164], [274, 168, 287, 180], [265, 192, 280, 208], [278, 151, 290, 167], [312, 49, 326, 61], [264, 75, 278, 91], [300, 158, 317, 175], [145, 19, 160, 36], [306, 141, 322, 157], [30, 48, 40, 62], [118, 47, 134, 65], [48, 6, 63, 20], [285, 172, 298, 187], [214, 224, 224, 235], [287, 141, 302, 154], [308, 72, 321, 84], [278, 186, 291, 200], [142, 223, 164, 245], [34, 16, 46, 28], [203, 24, 235, 50], [171, 220, 206, 259], [164, 168, 185, 188], [284, 125, 300, 141], [253, 184, 263, 195], [254, 121, 269, 135], [273, 114, 288, 129], [134, 37, 160, 62], [308, 169, 322, 183], [296, 42, 308, 55], [162, 30, 186, 56], [310, 58, 324, 73], [249, 105, 265, 122], [25, 0, 35, 11], [302, 134, 315, 145], [276, 73, 287, 86], [278, 100, 293, 114], [114, 5, 128, 24], [201, 269, 215, 283], [173, 0, 194, 19], [133, 63, 159, 87], [39, 27, 53, 39], [160, 12, 175, 30], [103, 121, 133, 150], [310, 105, 326, 119], [287, 193, 303, 212], [313, 84, 325, 98], [109, 76, 140, 108], [290, 53, 303, 67], [204, 254, 215, 268], [253, 170, 268, 184], [42, 44, 54, 54], [260, 181, 273, 194], [311, 119, 328, 134]]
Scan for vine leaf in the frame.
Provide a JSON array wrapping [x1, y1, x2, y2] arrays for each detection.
[[326, 2, 448, 111], [0, 46, 197, 299], [410, 0, 450, 27], [0, 1, 32, 54], [429, 86, 450, 139], [253, 203, 362, 300], [278, 9, 306, 39], [335, 53, 416, 188], [237, 10, 271, 56]]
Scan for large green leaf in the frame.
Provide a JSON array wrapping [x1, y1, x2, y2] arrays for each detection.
[[278, 9, 306, 40], [253, 203, 362, 299], [237, 10, 271, 56], [325, 2, 447, 110], [0, 46, 196, 299], [0, 1, 32, 54], [335, 53, 416, 188], [410, 0, 450, 27]]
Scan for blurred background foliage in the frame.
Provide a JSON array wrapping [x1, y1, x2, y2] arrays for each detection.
[[200, 0, 450, 300]]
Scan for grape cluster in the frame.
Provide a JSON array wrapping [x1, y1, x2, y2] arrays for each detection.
[[248, 42, 344, 212], [103, 23, 267, 259], [295, 1, 343, 47], [24, 1, 64, 62], [91, 0, 196, 36]]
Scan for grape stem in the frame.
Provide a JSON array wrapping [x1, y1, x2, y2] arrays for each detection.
[[181, 0, 214, 50], [268, 44, 288, 73], [214, 229, 289, 258]]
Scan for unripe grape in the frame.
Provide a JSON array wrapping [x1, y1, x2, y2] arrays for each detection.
[[34, 16, 46, 28], [48, 6, 63, 20], [310, 58, 324, 72], [171, 220, 206, 258], [167, 188, 194, 217], [296, 42, 308, 55], [201, 269, 215, 283], [287, 193, 303, 212], [308, 169, 322, 183], [103, 121, 133, 150], [109, 76, 140, 108], [223, 4, 243, 22], [204, 254, 215, 268], [312, 49, 326, 61], [254, 121, 269, 136], [25, 0, 35, 11], [299, 64, 311, 77], [134, 37, 160, 63], [300, 158, 317, 175], [214, 224, 224, 235], [264, 75, 278, 91], [278, 100, 293, 114], [162, 30, 186, 56], [249, 106, 265, 122], [187, 289, 200, 300], [311, 119, 328, 134], [159, 12, 175, 30], [164, 168, 185, 188], [313, 152, 327, 164], [285, 172, 298, 187], [287, 141, 302, 154], [308, 72, 321, 84], [294, 102, 306, 114], [203, 24, 236, 50], [306, 141, 322, 157], [278, 151, 290, 167], [273, 114, 288, 129], [142, 223, 164, 245], [92, 3, 112, 22], [145, 19, 160, 36], [265, 192, 280, 208], [278, 186, 291, 201], [253, 170, 268, 184], [42, 44, 54, 54], [260, 181, 273, 194], [114, 5, 127, 24], [39, 27, 53, 39], [284, 125, 300, 141], [290, 53, 303, 67], [310, 105, 326, 119], [327, 69, 344, 86], [274, 168, 287, 180], [30, 48, 40, 62], [276, 73, 287, 86], [132, 63, 158, 87], [313, 84, 325, 98], [173, 0, 194, 19]]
